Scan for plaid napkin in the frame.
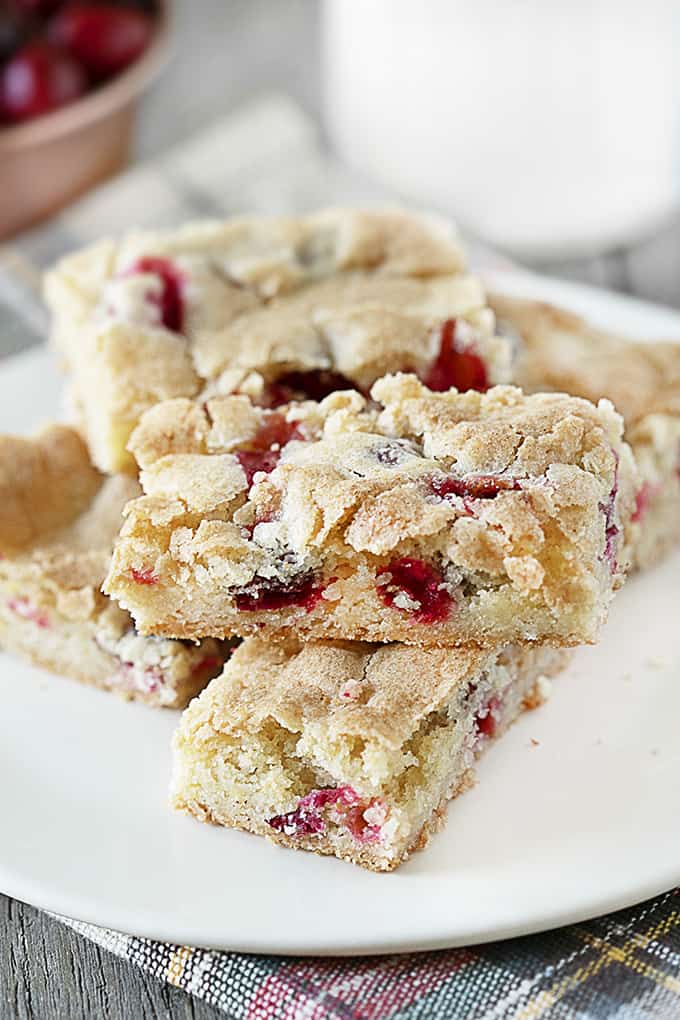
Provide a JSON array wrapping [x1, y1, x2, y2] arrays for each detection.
[[55, 892, 679, 1019], [1, 94, 678, 1019]]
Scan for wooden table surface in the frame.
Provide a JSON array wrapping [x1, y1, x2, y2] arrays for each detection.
[[2, 1, 679, 1017]]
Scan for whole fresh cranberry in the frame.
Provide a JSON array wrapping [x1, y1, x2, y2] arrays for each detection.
[[0, 41, 86, 122], [48, 3, 153, 78]]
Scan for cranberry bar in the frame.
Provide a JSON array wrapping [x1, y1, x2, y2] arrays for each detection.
[[172, 637, 568, 871], [105, 374, 637, 647], [0, 426, 228, 707], [45, 209, 511, 473], [492, 295, 680, 569]]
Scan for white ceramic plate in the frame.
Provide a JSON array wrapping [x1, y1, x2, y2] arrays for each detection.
[[1, 273, 679, 956]]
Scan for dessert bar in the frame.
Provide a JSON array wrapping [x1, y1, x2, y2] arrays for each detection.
[[172, 637, 568, 871], [105, 374, 637, 648], [491, 295, 680, 568], [45, 209, 511, 472], [0, 426, 228, 707]]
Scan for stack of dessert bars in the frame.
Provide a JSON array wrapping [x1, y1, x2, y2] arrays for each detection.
[[2, 209, 678, 871]]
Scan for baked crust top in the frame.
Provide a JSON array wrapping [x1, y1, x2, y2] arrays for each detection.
[[130, 374, 626, 498], [491, 294, 680, 426], [46, 211, 508, 457], [0, 425, 139, 595], [177, 636, 527, 750]]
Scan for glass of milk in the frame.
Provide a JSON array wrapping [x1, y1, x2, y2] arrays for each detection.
[[322, 0, 679, 258]]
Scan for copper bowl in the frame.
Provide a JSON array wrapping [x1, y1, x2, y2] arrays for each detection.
[[0, 1, 171, 239]]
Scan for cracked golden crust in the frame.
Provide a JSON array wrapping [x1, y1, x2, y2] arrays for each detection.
[[189, 638, 488, 749], [132, 378, 627, 481], [0, 423, 138, 612], [0, 425, 140, 614], [0, 425, 102, 553], [106, 376, 637, 646], [193, 272, 497, 388], [179, 637, 566, 751], [45, 209, 509, 473], [491, 294, 680, 427], [50, 209, 467, 304]]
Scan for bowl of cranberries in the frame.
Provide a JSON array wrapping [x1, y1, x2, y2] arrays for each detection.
[[0, 0, 169, 237]]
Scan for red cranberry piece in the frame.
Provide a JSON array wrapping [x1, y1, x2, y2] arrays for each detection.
[[267, 802, 325, 837], [377, 557, 453, 623], [262, 369, 359, 408], [235, 574, 325, 613], [423, 319, 489, 393], [267, 785, 383, 844], [430, 474, 520, 501], [0, 41, 87, 123], [236, 448, 280, 487], [305, 787, 359, 811], [121, 256, 185, 333], [475, 696, 501, 739], [130, 566, 158, 585], [48, 4, 153, 78], [268, 787, 350, 837], [235, 413, 303, 487]]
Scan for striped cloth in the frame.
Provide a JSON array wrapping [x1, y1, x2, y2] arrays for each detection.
[[1, 94, 678, 1019], [55, 892, 679, 1019]]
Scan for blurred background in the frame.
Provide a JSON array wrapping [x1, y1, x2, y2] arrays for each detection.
[[1, 0, 679, 307]]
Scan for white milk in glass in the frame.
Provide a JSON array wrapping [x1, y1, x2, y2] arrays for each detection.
[[323, 0, 679, 257]]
